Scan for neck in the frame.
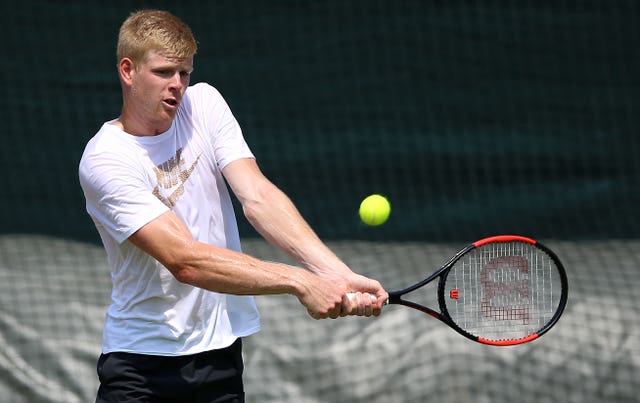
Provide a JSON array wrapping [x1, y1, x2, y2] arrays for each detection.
[[116, 111, 171, 136]]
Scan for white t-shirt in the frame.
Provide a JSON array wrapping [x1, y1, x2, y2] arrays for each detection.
[[79, 83, 261, 356]]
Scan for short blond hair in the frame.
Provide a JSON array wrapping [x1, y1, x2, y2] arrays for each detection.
[[117, 9, 197, 66]]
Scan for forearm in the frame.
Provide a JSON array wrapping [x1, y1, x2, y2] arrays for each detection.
[[128, 209, 358, 319], [171, 240, 311, 296], [242, 183, 350, 277], [128, 210, 311, 298], [223, 158, 388, 314]]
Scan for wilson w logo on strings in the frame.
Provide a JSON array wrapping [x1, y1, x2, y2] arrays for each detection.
[[480, 256, 531, 325]]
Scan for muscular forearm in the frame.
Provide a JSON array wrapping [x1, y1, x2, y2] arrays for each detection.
[[224, 158, 351, 277], [222, 158, 388, 315], [242, 183, 351, 277], [128, 210, 317, 297], [128, 209, 353, 319], [172, 241, 298, 294]]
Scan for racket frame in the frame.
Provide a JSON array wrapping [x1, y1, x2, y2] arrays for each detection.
[[387, 235, 568, 346]]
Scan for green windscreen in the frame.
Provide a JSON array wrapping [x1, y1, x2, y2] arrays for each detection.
[[4, 1, 638, 242]]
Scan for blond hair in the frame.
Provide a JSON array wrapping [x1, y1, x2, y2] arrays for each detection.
[[117, 9, 197, 66]]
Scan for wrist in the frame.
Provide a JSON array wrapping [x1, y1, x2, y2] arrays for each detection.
[[284, 267, 313, 299], [303, 255, 352, 277]]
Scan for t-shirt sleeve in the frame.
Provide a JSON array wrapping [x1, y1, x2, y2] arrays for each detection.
[[79, 148, 169, 244], [190, 83, 255, 169]]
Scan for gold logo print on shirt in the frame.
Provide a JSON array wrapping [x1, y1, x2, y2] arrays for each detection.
[[152, 148, 201, 208]]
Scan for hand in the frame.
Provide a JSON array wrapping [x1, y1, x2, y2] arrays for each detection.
[[338, 273, 388, 317], [343, 291, 377, 317], [298, 266, 389, 319], [295, 272, 348, 320]]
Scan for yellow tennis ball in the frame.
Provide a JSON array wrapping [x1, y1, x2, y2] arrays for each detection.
[[359, 194, 391, 226]]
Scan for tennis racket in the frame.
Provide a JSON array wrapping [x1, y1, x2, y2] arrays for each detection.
[[381, 235, 568, 346]]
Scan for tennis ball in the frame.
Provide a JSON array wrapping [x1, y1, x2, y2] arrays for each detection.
[[359, 194, 391, 226]]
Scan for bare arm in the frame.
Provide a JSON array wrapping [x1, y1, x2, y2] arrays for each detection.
[[222, 158, 387, 313], [128, 210, 349, 319]]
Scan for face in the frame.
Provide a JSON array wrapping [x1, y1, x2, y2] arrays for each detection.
[[120, 50, 193, 135]]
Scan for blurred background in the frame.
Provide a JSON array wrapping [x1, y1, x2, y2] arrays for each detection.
[[1, 1, 638, 402]]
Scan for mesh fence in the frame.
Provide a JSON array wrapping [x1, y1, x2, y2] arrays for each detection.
[[1, 1, 639, 402]]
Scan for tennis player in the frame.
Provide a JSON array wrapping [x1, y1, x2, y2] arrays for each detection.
[[78, 9, 387, 402]]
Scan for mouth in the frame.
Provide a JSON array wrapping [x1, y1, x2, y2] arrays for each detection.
[[163, 98, 179, 108]]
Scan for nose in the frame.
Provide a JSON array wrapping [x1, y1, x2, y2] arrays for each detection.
[[169, 72, 185, 90]]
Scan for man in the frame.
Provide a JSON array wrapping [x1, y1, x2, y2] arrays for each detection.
[[79, 9, 387, 402]]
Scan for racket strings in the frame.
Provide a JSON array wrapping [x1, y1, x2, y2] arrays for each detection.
[[445, 242, 562, 342]]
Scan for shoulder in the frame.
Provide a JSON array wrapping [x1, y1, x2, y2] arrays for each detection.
[[181, 83, 235, 126], [81, 123, 132, 159], [79, 123, 141, 178], [185, 82, 224, 102]]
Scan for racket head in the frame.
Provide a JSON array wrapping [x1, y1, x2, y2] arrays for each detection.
[[438, 235, 568, 346]]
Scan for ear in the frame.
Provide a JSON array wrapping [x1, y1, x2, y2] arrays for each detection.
[[118, 58, 135, 86]]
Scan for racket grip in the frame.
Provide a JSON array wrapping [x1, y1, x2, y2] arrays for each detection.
[[346, 292, 378, 302], [346, 292, 390, 308]]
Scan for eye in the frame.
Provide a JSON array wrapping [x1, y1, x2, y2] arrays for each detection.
[[154, 69, 172, 77]]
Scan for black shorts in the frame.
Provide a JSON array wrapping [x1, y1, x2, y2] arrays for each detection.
[[96, 338, 244, 403]]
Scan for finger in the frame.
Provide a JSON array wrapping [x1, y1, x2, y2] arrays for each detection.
[[308, 309, 326, 320], [348, 291, 384, 316], [340, 296, 351, 317], [346, 292, 377, 316], [341, 293, 355, 316], [364, 293, 374, 317], [345, 292, 361, 315], [372, 290, 388, 316], [356, 293, 365, 316], [346, 292, 377, 303]]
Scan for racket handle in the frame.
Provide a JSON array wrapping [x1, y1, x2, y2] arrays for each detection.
[[346, 292, 390, 309], [346, 292, 379, 302]]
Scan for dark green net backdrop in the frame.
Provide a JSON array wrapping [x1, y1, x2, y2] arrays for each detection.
[[3, 1, 638, 242]]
